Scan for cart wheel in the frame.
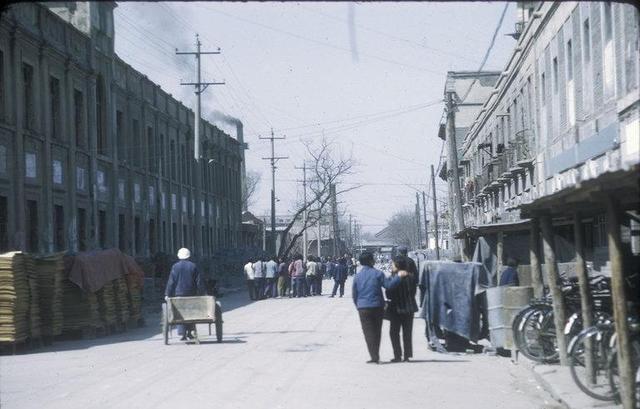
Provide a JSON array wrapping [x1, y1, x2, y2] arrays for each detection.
[[162, 303, 169, 345], [193, 327, 200, 345], [215, 302, 223, 343]]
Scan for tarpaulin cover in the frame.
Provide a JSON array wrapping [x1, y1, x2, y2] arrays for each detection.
[[419, 261, 486, 342], [68, 249, 145, 293], [472, 236, 496, 287]]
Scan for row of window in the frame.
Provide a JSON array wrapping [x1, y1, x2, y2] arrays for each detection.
[[0, 194, 235, 255]]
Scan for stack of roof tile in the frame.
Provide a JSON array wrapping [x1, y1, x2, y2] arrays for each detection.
[[0, 252, 30, 343]]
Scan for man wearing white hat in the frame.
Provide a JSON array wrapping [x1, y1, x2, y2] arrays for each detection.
[[165, 248, 206, 341]]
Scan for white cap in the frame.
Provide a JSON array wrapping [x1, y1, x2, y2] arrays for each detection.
[[177, 248, 191, 260]]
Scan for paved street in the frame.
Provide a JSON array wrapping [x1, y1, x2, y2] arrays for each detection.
[[1, 280, 560, 409]]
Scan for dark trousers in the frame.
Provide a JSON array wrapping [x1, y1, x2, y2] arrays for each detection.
[[254, 277, 265, 299], [177, 323, 195, 336], [331, 280, 345, 296], [246, 280, 256, 300], [264, 277, 276, 298], [293, 276, 306, 297], [312, 275, 323, 295], [389, 312, 414, 359], [358, 307, 384, 362]]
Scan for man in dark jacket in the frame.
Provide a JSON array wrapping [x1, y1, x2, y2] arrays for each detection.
[[165, 248, 206, 341], [330, 257, 348, 297], [499, 257, 520, 286]]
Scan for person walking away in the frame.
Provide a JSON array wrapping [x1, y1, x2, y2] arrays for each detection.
[[244, 259, 256, 300], [330, 257, 348, 297], [499, 257, 520, 286], [397, 246, 418, 276], [306, 256, 318, 295], [290, 254, 306, 298], [386, 255, 419, 362], [264, 256, 278, 298], [253, 258, 266, 300], [315, 257, 326, 295], [165, 248, 206, 341], [352, 251, 405, 363], [277, 258, 289, 298]]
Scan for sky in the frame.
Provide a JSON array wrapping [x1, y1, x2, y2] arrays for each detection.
[[113, 1, 519, 234]]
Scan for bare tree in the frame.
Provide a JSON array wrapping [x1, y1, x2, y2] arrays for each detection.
[[277, 138, 359, 260], [242, 170, 261, 210], [378, 209, 419, 249]]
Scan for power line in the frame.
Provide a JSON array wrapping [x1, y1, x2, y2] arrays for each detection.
[[459, 2, 510, 103]]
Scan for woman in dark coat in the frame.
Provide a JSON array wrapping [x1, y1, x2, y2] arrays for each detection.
[[385, 255, 419, 362]]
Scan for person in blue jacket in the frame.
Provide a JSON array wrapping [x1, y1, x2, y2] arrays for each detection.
[[165, 248, 206, 341], [330, 257, 349, 297], [352, 252, 406, 364]]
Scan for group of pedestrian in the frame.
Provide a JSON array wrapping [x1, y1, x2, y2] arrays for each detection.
[[243, 254, 356, 300]]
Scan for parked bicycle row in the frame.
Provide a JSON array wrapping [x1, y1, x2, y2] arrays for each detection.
[[512, 275, 640, 404]]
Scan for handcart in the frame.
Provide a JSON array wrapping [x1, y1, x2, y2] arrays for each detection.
[[162, 296, 223, 345]]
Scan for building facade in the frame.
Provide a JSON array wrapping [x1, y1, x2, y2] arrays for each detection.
[[0, 3, 243, 272], [443, 1, 639, 272]]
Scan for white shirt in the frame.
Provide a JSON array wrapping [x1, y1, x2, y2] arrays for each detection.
[[265, 260, 278, 278], [306, 261, 318, 276], [244, 262, 255, 280], [253, 261, 265, 278]]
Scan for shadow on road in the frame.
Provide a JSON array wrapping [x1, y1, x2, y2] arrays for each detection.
[[226, 330, 314, 336]]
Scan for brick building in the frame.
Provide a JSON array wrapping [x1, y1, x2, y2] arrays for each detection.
[[0, 2, 244, 273]]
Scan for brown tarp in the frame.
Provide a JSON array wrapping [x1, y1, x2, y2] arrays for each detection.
[[68, 249, 145, 293]]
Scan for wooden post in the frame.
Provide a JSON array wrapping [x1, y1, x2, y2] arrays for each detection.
[[496, 231, 504, 284], [529, 218, 544, 298], [574, 212, 595, 383], [540, 215, 568, 366], [605, 197, 636, 409]]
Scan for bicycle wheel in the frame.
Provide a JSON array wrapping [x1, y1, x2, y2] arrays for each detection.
[[519, 305, 559, 363], [512, 305, 536, 352], [608, 336, 640, 403], [568, 324, 616, 401]]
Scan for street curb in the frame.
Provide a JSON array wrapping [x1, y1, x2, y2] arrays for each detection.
[[532, 365, 571, 409]]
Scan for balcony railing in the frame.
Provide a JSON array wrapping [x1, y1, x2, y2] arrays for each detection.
[[508, 130, 535, 167]]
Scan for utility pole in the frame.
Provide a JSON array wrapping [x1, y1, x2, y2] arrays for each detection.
[[295, 163, 308, 261], [262, 217, 266, 252], [445, 91, 466, 259], [422, 191, 429, 251], [177, 34, 224, 256], [431, 165, 441, 259], [348, 214, 353, 251], [260, 130, 288, 256], [317, 207, 322, 258], [415, 192, 423, 249], [330, 183, 338, 257]]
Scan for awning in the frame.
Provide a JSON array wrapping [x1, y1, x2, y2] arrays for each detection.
[[453, 218, 531, 238]]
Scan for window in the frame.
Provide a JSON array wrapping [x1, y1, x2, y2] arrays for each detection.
[[118, 214, 126, 251], [22, 63, 34, 129], [147, 127, 155, 172], [159, 133, 165, 177], [96, 77, 106, 155], [116, 110, 124, 161], [98, 210, 106, 248], [26, 200, 38, 253], [0, 196, 7, 252], [132, 119, 140, 167], [54, 205, 65, 251], [149, 219, 156, 254], [0, 50, 4, 119], [583, 19, 591, 62], [134, 216, 141, 254], [172, 222, 177, 251], [603, 2, 612, 42], [74, 90, 85, 147], [552, 57, 559, 93], [52, 160, 63, 184], [77, 208, 86, 251], [566, 40, 573, 81], [170, 140, 176, 180], [76, 167, 86, 191], [49, 76, 60, 140]]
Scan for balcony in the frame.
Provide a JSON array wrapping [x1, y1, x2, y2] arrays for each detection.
[[509, 130, 535, 168]]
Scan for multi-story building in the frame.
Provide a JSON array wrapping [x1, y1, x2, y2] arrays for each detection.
[[443, 1, 639, 273], [0, 2, 244, 275]]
